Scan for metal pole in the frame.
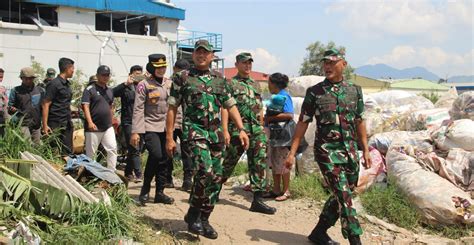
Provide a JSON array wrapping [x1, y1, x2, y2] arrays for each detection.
[[8, 0, 11, 22]]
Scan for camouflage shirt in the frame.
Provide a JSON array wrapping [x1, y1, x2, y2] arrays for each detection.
[[228, 75, 263, 133], [299, 79, 364, 164], [167, 68, 236, 144]]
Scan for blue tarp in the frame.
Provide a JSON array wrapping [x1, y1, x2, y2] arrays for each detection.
[[65, 154, 123, 184], [24, 0, 185, 20]]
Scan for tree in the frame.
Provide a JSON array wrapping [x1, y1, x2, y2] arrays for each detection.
[[299, 41, 354, 79]]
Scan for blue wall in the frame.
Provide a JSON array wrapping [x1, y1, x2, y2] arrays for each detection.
[[24, 0, 185, 20]]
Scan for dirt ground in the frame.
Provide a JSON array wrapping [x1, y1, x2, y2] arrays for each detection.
[[126, 177, 468, 245]]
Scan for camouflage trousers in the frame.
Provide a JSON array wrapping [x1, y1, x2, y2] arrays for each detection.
[[318, 160, 363, 238], [222, 128, 268, 192], [183, 139, 225, 214]]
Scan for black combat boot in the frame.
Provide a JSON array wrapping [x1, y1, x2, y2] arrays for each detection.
[[348, 235, 362, 245], [200, 212, 218, 239], [154, 188, 174, 204], [308, 217, 340, 245], [249, 191, 277, 215], [181, 171, 193, 192], [184, 207, 204, 235], [138, 176, 152, 206]]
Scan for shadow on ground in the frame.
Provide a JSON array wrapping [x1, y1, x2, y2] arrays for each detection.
[[246, 229, 312, 244]]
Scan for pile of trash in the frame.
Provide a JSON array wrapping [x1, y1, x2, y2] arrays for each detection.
[[359, 91, 474, 225], [288, 75, 474, 225]]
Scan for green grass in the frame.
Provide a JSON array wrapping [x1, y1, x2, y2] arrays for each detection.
[[360, 180, 474, 239], [360, 181, 420, 230], [290, 173, 329, 201], [0, 120, 64, 163]]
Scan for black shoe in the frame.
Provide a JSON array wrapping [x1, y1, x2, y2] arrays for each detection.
[[307, 218, 339, 245], [181, 180, 192, 192], [184, 207, 204, 235], [250, 191, 277, 215], [154, 192, 174, 204], [348, 235, 362, 245], [138, 193, 149, 206], [200, 214, 218, 239], [249, 200, 276, 214]]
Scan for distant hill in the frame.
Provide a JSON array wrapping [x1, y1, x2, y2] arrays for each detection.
[[355, 64, 440, 81], [448, 75, 474, 83]]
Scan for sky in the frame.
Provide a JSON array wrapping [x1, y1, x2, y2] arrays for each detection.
[[174, 0, 473, 78]]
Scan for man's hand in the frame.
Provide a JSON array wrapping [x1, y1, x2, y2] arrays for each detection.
[[239, 130, 249, 150], [8, 106, 17, 114], [285, 154, 295, 170], [166, 139, 177, 157], [223, 130, 231, 146], [88, 122, 98, 131], [130, 133, 141, 148], [42, 125, 52, 135], [362, 149, 372, 169]]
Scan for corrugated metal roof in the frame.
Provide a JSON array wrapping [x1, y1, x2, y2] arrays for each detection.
[[24, 0, 185, 20], [390, 79, 449, 91]]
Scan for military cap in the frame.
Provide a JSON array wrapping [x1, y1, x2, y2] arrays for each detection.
[[236, 52, 253, 62], [174, 59, 190, 70], [148, 54, 167, 68], [194, 40, 214, 52], [321, 48, 345, 61], [97, 65, 111, 75], [46, 68, 56, 78], [19, 67, 38, 78]]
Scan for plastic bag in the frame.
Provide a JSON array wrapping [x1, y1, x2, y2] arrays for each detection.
[[449, 91, 474, 120], [435, 87, 458, 108], [386, 147, 474, 225], [405, 108, 450, 131], [431, 119, 474, 151], [288, 75, 325, 97], [356, 147, 386, 193]]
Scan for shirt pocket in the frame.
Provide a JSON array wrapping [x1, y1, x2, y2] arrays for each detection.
[[189, 90, 205, 110], [319, 103, 337, 125]]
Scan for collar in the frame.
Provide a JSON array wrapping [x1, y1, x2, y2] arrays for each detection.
[[57, 75, 70, 85], [190, 68, 211, 77], [233, 74, 252, 84]]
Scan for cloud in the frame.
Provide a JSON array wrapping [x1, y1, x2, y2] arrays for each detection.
[[367, 46, 474, 76], [223, 48, 280, 73], [326, 0, 472, 41]]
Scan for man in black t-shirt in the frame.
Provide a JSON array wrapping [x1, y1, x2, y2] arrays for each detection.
[[42, 58, 75, 155], [81, 65, 117, 170]]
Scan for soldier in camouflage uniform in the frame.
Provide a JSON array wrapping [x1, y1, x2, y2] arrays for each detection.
[[166, 40, 249, 239], [285, 49, 371, 245], [221, 52, 276, 215]]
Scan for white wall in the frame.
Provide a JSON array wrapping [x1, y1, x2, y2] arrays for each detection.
[[0, 7, 178, 88]]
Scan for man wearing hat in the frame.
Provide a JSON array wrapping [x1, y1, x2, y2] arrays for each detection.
[[284, 48, 370, 245], [221, 52, 276, 215], [8, 67, 44, 143], [40, 68, 56, 88], [81, 65, 117, 170], [130, 54, 174, 205], [165, 40, 249, 239], [113, 65, 145, 182]]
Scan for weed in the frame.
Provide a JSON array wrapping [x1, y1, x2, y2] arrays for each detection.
[[290, 173, 329, 201]]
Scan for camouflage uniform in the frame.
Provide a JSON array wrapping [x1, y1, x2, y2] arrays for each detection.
[[299, 78, 364, 238], [168, 68, 236, 214], [222, 74, 267, 192]]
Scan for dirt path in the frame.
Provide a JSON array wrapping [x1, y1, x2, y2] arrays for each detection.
[[127, 179, 459, 244]]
